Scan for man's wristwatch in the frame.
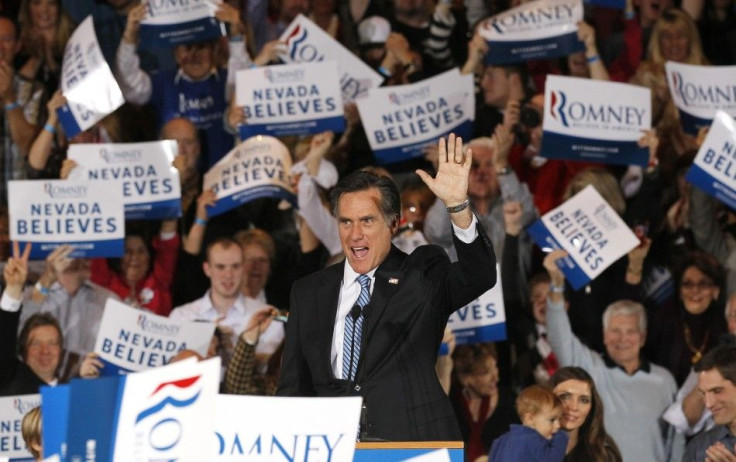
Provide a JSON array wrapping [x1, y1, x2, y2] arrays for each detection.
[[445, 199, 470, 214]]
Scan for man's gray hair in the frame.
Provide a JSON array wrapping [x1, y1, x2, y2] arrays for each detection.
[[603, 300, 647, 333]]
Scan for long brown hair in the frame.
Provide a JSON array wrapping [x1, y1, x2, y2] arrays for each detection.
[[18, 0, 74, 60], [549, 367, 622, 462]]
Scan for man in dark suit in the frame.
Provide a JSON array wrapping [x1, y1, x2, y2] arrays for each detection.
[[0, 243, 64, 396], [277, 134, 497, 441]]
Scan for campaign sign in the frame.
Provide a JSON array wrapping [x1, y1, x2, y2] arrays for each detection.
[[236, 62, 345, 138], [43, 358, 220, 462], [139, 0, 225, 48], [94, 299, 216, 376], [68, 141, 182, 220], [280, 14, 384, 102], [357, 69, 475, 165], [0, 395, 40, 462], [58, 16, 124, 139], [214, 395, 361, 461], [203, 135, 295, 217], [542, 75, 651, 166], [8, 180, 124, 259], [479, 0, 584, 64], [667, 62, 736, 136], [685, 111, 736, 210], [527, 185, 639, 290], [447, 264, 506, 344], [39, 386, 69, 462]]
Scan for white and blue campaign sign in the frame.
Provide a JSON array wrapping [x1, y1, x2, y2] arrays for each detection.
[[542, 75, 651, 166], [685, 111, 736, 210], [667, 62, 736, 136], [39, 386, 69, 462], [58, 16, 124, 139], [46, 358, 219, 462], [447, 264, 506, 344], [68, 141, 182, 220], [139, 0, 225, 48], [8, 180, 124, 260], [214, 395, 361, 461], [479, 0, 584, 64], [236, 62, 345, 138], [527, 185, 639, 290], [203, 135, 295, 217], [357, 69, 474, 165], [0, 395, 40, 462], [280, 14, 384, 102], [94, 299, 216, 376]]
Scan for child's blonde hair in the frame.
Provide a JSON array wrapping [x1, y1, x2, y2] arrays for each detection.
[[516, 385, 562, 419]]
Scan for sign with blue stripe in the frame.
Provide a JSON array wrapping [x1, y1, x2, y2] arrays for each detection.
[[139, 1, 224, 48], [479, 0, 585, 64], [542, 75, 651, 167]]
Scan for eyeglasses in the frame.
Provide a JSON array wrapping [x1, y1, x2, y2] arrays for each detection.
[[681, 280, 716, 291]]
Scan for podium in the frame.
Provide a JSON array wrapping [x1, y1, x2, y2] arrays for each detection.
[[354, 441, 464, 461]]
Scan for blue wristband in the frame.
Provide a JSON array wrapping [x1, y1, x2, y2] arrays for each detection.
[[378, 66, 392, 77], [4, 102, 19, 111], [194, 217, 207, 226], [43, 123, 56, 135], [587, 54, 600, 63]]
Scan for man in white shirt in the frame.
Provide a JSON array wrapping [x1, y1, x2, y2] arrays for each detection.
[[169, 237, 283, 360]]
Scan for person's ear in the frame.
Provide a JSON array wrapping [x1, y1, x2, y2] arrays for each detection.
[[203, 261, 211, 278]]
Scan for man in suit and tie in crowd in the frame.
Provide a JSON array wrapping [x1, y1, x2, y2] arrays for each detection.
[[277, 134, 497, 441]]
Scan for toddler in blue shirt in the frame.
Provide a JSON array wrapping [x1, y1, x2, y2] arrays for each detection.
[[489, 385, 569, 462]]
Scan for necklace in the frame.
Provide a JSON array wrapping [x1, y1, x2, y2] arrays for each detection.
[[683, 323, 709, 364]]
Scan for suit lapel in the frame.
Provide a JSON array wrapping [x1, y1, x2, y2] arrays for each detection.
[[318, 262, 343, 378], [363, 246, 405, 342]]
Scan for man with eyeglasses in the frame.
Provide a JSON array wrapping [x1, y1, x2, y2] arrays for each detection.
[[169, 237, 284, 362]]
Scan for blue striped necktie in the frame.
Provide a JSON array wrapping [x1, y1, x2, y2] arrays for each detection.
[[343, 274, 371, 381]]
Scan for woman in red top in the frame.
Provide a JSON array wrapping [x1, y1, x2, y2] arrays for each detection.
[[91, 220, 179, 316]]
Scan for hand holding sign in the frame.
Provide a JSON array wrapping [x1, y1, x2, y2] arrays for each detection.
[[122, 3, 146, 45], [543, 249, 568, 294], [80, 352, 103, 378]]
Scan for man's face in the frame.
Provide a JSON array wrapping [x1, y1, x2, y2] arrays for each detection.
[[162, 119, 201, 174], [480, 66, 510, 109], [204, 243, 244, 299], [468, 144, 499, 201], [25, 325, 61, 381], [530, 281, 550, 325], [603, 313, 645, 368], [698, 368, 736, 428], [174, 43, 215, 81], [0, 18, 18, 66], [242, 244, 270, 296], [338, 188, 397, 275]]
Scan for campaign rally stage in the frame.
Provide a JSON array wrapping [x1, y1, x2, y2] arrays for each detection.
[[139, 0, 225, 48], [686, 111, 736, 210], [447, 265, 507, 344], [527, 185, 640, 290], [94, 299, 215, 376], [39, 358, 362, 462], [8, 180, 125, 259], [357, 69, 474, 165], [0, 395, 40, 462], [542, 75, 651, 167], [479, 0, 584, 64], [279, 14, 384, 102], [666, 63, 736, 136], [203, 135, 295, 217], [236, 62, 345, 139], [68, 141, 182, 220], [58, 16, 124, 139]]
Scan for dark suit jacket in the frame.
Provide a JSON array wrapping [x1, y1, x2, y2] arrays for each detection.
[[277, 224, 497, 441], [0, 306, 48, 396]]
